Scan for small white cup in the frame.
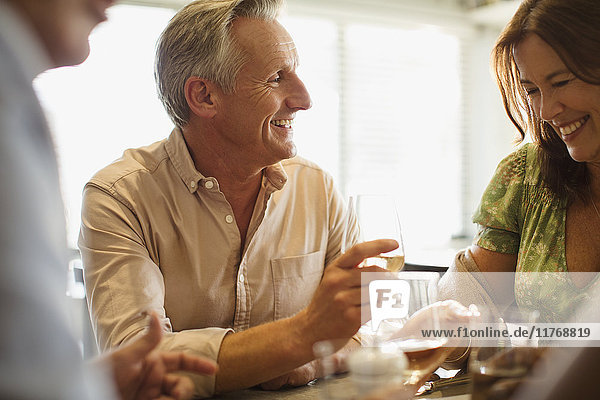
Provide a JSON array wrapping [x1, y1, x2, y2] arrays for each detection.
[[347, 345, 408, 397]]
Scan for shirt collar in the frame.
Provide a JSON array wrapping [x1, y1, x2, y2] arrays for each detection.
[[165, 128, 204, 193], [165, 127, 288, 194], [0, 1, 52, 82], [263, 162, 288, 192]]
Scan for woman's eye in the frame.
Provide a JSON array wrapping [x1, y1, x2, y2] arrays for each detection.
[[552, 79, 572, 88], [525, 87, 539, 96]]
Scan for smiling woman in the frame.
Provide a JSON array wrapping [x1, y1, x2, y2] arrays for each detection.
[[493, 0, 600, 198], [440, 0, 600, 327]]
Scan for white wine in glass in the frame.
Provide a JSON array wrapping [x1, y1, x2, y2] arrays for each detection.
[[341, 194, 405, 271]]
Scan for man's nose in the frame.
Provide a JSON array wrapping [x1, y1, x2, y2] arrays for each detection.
[[286, 75, 312, 111]]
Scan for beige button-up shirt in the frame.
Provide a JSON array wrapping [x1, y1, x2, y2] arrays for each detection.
[[79, 128, 349, 396]]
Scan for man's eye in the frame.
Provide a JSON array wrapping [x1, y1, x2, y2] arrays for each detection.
[[269, 74, 281, 83]]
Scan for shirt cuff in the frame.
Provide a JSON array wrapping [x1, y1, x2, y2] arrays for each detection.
[[159, 327, 233, 398]]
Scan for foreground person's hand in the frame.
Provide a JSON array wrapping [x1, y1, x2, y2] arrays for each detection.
[[105, 313, 217, 400]]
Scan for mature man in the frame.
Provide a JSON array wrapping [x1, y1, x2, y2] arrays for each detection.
[[79, 0, 396, 396], [0, 0, 217, 398]]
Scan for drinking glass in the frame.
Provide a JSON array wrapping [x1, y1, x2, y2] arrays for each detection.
[[367, 271, 446, 386], [314, 340, 408, 400], [341, 194, 405, 271], [469, 307, 541, 400]]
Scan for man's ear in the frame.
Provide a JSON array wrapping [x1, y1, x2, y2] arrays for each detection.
[[184, 77, 218, 119]]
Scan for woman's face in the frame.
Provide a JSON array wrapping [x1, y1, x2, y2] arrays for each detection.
[[514, 33, 600, 164]]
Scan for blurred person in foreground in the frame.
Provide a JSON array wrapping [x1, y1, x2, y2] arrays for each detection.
[[439, 0, 600, 370], [78, 0, 402, 396], [0, 0, 217, 398]]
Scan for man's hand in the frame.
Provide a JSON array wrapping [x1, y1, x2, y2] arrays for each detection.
[[106, 313, 217, 400], [297, 239, 399, 348], [259, 340, 356, 390], [259, 360, 321, 390], [213, 240, 397, 392]]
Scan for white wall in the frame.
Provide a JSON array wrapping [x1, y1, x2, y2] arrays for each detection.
[[461, 25, 519, 239]]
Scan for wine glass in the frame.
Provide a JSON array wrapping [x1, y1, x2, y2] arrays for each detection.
[[341, 194, 405, 271], [369, 271, 446, 386], [469, 307, 541, 400]]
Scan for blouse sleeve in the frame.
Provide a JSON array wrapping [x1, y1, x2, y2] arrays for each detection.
[[472, 146, 528, 254]]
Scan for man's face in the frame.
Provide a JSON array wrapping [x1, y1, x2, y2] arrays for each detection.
[[14, 0, 115, 67], [214, 17, 312, 168]]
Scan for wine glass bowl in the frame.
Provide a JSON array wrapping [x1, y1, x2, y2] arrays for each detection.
[[341, 194, 405, 271]]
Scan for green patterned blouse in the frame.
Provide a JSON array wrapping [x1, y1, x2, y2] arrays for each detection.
[[472, 143, 599, 323]]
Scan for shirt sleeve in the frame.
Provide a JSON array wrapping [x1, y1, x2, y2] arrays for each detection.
[[324, 174, 352, 265], [78, 185, 231, 398], [472, 146, 528, 254]]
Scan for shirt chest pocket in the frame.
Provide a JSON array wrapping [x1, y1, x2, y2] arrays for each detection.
[[271, 250, 325, 320]]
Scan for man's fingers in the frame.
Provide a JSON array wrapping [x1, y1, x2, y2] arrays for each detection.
[[260, 375, 288, 391], [360, 302, 373, 325], [161, 352, 217, 376], [345, 264, 389, 289], [337, 239, 399, 269], [340, 286, 364, 307], [359, 265, 389, 275]]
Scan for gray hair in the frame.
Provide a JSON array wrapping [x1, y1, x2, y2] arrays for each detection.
[[155, 0, 284, 128]]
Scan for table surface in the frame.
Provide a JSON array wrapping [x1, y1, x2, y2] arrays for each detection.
[[212, 373, 472, 400]]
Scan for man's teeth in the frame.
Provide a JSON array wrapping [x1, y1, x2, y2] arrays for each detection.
[[271, 119, 293, 128], [559, 116, 589, 136]]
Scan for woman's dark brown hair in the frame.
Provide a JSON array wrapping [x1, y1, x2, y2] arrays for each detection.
[[493, 0, 600, 198]]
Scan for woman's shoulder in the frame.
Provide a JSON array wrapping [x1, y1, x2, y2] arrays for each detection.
[[474, 144, 543, 227], [491, 143, 543, 186]]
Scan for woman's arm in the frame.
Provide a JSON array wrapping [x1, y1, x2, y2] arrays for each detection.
[[470, 245, 518, 273]]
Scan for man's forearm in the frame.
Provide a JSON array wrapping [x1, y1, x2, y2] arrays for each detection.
[[214, 311, 317, 392]]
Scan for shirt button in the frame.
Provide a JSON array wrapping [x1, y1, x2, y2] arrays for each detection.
[[190, 181, 196, 188], [239, 275, 245, 283], [205, 180, 214, 189], [225, 214, 234, 224]]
